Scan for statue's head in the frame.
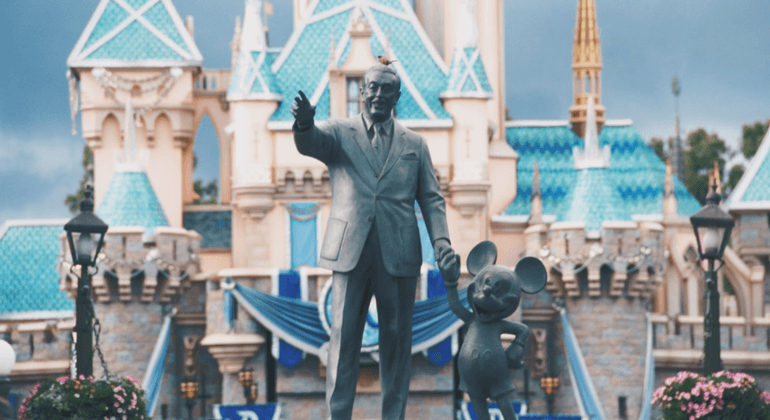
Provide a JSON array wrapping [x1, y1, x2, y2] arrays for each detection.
[[465, 241, 547, 323], [360, 64, 401, 122]]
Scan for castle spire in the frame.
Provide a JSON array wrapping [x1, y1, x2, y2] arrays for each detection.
[[241, 0, 267, 53], [569, 0, 605, 138], [573, 94, 610, 169], [663, 158, 678, 219], [530, 161, 543, 224], [440, 0, 493, 99]]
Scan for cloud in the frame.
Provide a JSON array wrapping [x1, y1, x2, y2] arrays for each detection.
[[0, 129, 82, 178]]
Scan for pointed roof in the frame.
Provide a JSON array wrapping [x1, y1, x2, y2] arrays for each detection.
[[228, 0, 283, 101], [727, 127, 770, 210], [67, 0, 203, 68], [96, 172, 170, 234], [573, 0, 602, 67], [441, 0, 493, 99], [0, 220, 74, 318], [503, 120, 702, 226], [557, 168, 631, 230], [267, 0, 451, 126], [96, 103, 169, 234]]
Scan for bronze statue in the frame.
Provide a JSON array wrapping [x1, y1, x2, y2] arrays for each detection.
[[442, 241, 546, 420], [291, 63, 458, 420]]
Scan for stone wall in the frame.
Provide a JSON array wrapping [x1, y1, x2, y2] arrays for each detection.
[[562, 297, 648, 419]]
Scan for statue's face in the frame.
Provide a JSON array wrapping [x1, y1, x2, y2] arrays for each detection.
[[361, 69, 400, 122]]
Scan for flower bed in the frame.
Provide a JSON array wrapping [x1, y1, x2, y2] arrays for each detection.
[[652, 370, 770, 420], [18, 375, 147, 420]]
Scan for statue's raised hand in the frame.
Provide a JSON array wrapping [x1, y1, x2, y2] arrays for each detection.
[[291, 90, 315, 128]]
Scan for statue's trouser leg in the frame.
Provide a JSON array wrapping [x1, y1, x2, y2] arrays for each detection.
[[374, 258, 416, 420], [326, 229, 377, 420]]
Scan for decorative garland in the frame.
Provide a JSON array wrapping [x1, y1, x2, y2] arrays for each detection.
[[92, 67, 183, 116]]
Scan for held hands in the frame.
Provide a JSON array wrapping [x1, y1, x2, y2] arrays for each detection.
[[434, 239, 460, 288], [291, 90, 315, 128]]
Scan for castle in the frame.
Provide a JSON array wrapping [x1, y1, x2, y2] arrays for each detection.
[[1, 0, 769, 418]]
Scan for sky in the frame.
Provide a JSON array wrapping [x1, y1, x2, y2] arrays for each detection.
[[1, 0, 769, 227]]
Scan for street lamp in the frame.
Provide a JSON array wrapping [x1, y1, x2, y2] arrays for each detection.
[[64, 185, 108, 377], [689, 180, 734, 376], [238, 366, 258, 404], [180, 378, 199, 419], [539, 376, 559, 415], [0, 340, 15, 376]]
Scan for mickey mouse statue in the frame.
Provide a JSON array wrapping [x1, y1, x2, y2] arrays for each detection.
[[440, 241, 547, 420]]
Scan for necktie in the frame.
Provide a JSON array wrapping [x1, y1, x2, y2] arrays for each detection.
[[372, 124, 385, 170]]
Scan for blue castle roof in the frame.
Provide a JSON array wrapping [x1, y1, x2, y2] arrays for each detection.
[[727, 127, 770, 211], [268, 0, 452, 124], [67, 0, 203, 68], [504, 121, 702, 229], [97, 171, 170, 234], [0, 220, 74, 318], [442, 47, 493, 98]]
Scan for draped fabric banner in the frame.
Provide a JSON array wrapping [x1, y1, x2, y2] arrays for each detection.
[[272, 270, 305, 368], [560, 308, 606, 420], [424, 269, 457, 366], [223, 288, 234, 331], [142, 312, 173, 418], [287, 203, 319, 268], [638, 312, 655, 420], [213, 403, 281, 420], [230, 282, 470, 356]]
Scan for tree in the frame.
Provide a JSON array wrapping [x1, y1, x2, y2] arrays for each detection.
[[193, 179, 218, 204], [741, 119, 769, 159], [684, 129, 727, 203], [649, 136, 666, 161], [64, 146, 93, 213], [192, 153, 218, 204]]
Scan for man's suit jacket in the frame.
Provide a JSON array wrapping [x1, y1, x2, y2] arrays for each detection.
[[294, 114, 450, 277]]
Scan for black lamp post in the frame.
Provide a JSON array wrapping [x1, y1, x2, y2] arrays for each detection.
[[64, 185, 108, 377], [689, 181, 734, 376]]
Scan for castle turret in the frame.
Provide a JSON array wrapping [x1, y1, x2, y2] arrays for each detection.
[[569, 0, 605, 137]]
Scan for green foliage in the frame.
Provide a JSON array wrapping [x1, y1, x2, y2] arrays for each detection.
[[19, 375, 147, 420], [653, 371, 770, 420], [684, 129, 727, 203], [726, 165, 745, 195], [649, 137, 666, 161], [194, 179, 218, 204], [741, 119, 769, 159], [64, 146, 93, 214]]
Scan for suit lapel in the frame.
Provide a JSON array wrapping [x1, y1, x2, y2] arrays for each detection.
[[349, 117, 380, 178], [379, 120, 408, 180]]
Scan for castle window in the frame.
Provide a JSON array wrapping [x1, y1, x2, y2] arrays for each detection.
[[347, 77, 362, 117]]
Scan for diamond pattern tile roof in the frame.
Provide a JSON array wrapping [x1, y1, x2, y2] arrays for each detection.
[[442, 47, 493, 98], [504, 123, 701, 226], [269, 0, 450, 123], [68, 0, 202, 68], [96, 171, 170, 234], [0, 221, 74, 316], [727, 128, 770, 210], [228, 49, 283, 100]]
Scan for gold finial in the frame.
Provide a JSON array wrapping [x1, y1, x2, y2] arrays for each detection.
[[569, 0, 605, 137]]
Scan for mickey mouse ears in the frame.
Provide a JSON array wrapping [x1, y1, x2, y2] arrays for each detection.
[[515, 257, 547, 294], [467, 241, 497, 276]]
